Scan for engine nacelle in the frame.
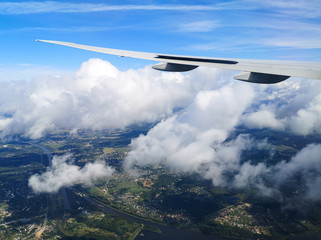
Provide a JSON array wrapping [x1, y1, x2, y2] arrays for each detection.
[[234, 71, 290, 84], [152, 62, 198, 72]]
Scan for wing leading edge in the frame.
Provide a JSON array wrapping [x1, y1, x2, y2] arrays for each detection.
[[36, 39, 321, 84]]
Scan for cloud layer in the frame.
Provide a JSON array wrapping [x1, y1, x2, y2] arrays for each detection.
[[125, 83, 255, 182], [29, 154, 114, 193], [242, 80, 321, 135], [1, 1, 319, 18], [122, 65, 321, 201], [0, 59, 195, 139], [0, 58, 320, 198], [0, 2, 225, 15]]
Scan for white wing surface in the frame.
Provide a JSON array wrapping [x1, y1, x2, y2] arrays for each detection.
[[36, 39, 321, 84]]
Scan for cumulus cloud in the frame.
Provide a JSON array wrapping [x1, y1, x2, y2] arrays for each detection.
[[288, 94, 321, 135], [3, 58, 321, 140], [126, 126, 321, 200], [242, 79, 321, 135], [242, 143, 321, 201], [124, 75, 321, 201], [28, 154, 114, 193], [243, 110, 284, 130], [125, 82, 256, 186], [274, 144, 321, 199], [0, 58, 196, 139]]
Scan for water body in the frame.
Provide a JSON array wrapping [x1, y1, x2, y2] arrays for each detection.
[[135, 228, 224, 240], [85, 197, 228, 240], [287, 231, 321, 240]]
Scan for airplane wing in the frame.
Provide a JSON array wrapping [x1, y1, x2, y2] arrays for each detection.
[[36, 39, 321, 84]]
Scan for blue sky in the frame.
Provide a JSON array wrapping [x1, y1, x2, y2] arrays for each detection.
[[0, 0, 321, 73]]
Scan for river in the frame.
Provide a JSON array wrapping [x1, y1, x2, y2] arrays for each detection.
[[287, 231, 321, 240], [85, 197, 227, 240]]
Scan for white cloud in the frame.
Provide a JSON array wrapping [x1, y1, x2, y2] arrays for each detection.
[[233, 162, 274, 197], [289, 94, 321, 135], [126, 121, 321, 200], [242, 110, 284, 130], [273, 144, 321, 200], [258, 0, 321, 19], [0, 59, 195, 139], [178, 21, 219, 32], [0, 2, 225, 15], [28, 154, 114, 193], [241, 79, 321, 136], [264, 38, 321, 49], [125, 82, 255, 186], [122, 68, 321, 201]]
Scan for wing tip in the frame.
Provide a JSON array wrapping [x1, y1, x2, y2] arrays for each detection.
[[36, 39, 51, 43]]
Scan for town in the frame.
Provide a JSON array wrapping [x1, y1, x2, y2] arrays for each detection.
[[0, 128, 321, 239]]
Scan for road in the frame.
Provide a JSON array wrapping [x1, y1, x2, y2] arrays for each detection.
[[22, 141, 71, 239], [0, 214, 45, 226], [27, 142, 71, 210]]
